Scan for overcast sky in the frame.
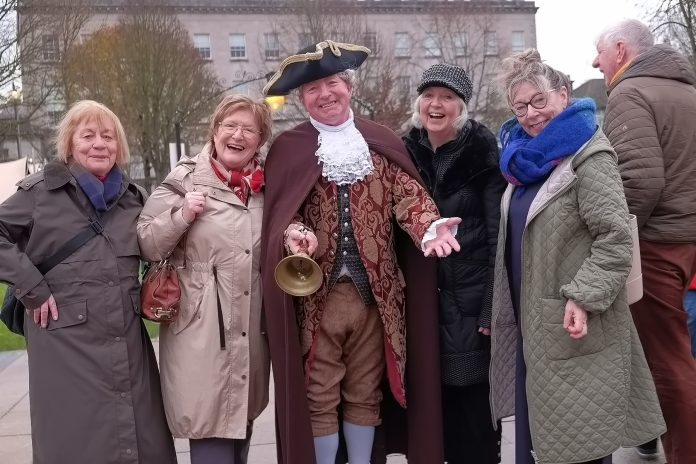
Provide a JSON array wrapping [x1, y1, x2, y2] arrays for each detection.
[[533, 0, 655, 87]]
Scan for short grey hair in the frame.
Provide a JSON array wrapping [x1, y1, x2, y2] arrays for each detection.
[[297, 69, 357, 100], [596, 19, 654, 54], [410, 93, 469, 132]]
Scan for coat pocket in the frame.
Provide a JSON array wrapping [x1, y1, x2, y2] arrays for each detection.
[[47, 300, 88, 331], [169, 266, 210, 335], [541, 298, 605, 360]]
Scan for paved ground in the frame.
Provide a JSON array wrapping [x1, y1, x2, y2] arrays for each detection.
[[0, 347, 663, 463]]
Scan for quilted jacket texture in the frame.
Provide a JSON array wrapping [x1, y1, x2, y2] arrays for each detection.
[[604, 44, 696, 242], [489, 130, 665, 464]]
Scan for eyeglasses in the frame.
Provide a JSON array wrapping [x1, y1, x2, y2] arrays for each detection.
[[510, 89, 557, 117], [218, 122, 261, 138]]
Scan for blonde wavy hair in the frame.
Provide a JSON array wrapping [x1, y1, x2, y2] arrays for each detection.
[[55, 100, 130, 165]]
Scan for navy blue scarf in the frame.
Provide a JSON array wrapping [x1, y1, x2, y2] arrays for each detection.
[[499, 98, 596, 186], [69, 161, 123, 212]]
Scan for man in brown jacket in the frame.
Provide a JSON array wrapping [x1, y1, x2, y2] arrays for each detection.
[[594, 19, 696, 463]]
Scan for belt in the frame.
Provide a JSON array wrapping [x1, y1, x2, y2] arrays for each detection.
[[336, 275, 353, 284]]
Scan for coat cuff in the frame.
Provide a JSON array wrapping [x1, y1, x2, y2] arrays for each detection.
[[17, 278, 52, 310]]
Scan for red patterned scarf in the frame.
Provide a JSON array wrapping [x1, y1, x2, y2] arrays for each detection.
[[209, 155, 264, 204]]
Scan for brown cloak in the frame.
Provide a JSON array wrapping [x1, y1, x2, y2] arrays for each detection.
[[260, 117, 444, 463]]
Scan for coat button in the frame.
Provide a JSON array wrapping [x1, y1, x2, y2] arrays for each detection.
[[14, 288, 21, 294], [115, 336, 121, 342], [343, 193, 348, 198], [125, 449, 132, 455], [77, 314, 84, 320], [244, 290, 249, 296], [108, 281, 114, 286], [120, 392, 126, 398], [344, 207, 349, 212], [245, 249, 250, 254], [241, 374, 247, 380], [241, 332, 247, 337], [329, 251, 334, 257]]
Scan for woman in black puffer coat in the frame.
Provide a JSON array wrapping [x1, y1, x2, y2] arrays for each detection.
[[404, 64, 507, 464]]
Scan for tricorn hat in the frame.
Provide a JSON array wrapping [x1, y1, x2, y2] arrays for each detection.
[[263, 40, 371, 96], [417, 63, 473, 104]]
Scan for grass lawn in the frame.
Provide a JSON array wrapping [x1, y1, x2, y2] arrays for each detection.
[[0, 284, 159, 352]]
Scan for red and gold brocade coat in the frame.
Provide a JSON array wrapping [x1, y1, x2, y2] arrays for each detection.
[[261, 118, 444, 464], [297, 153, 439, 405]]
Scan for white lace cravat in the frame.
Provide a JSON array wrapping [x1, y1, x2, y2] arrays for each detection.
[[310, 111, 374, 185]]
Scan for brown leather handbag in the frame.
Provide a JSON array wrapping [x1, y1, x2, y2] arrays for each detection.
[[141, 259, 181, 322], [140, 181, 187, 323]]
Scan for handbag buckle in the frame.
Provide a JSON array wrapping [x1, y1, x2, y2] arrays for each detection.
[[154, 307, 176, 320]]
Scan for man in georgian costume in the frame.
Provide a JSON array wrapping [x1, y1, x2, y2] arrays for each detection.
[[260, 41, 459, 464]]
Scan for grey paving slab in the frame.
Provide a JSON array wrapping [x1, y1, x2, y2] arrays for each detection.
[[0, 343, 665, 463]]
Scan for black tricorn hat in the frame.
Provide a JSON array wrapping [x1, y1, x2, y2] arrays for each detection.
[[263, 40, 371, 96]]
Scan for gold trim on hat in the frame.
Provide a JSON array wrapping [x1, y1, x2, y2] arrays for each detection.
[[262, 40, 371, 95]]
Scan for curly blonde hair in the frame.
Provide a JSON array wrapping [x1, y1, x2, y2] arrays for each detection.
[[55, 100, 130, 165], [498, 49, 572, 105]]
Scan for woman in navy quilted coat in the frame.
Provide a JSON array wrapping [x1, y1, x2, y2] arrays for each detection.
[[489, 49, 665, 464]]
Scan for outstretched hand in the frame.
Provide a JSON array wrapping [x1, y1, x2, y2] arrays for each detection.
[[423, 217, 462, 257]]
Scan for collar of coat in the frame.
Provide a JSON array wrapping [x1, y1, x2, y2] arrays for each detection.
[[38, 160, 144, 201], [404, 120, 499, 196], [500, 128, 613, 226]]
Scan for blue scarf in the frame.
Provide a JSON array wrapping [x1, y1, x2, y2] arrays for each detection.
[[69, 161, 123, 212], [499, 98, 597, 186]]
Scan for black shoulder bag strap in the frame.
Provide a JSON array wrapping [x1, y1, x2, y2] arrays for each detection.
[[1, 185, 111, 335]]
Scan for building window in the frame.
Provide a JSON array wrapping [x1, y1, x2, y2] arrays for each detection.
[[232, 81, 250, 95], [298, 32, 313, 49], [424, 32, 441, 58], [193, 33, 211, 60], [453, 32, 468, 57], [511, 31, 525, 53], [363, 31, 378, 54], [42, 34, 59, 62], [484, 31, 498, 56], [46, 93, 65, 126], [394, 32, 411, 58], [396, 75, 411, 95], [229, 33, 246, 59], [265, 33, 280, 60]]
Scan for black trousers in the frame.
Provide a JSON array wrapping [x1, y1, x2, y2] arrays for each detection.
[[189, 435, 251, 464], [442, 382, 502, 464]]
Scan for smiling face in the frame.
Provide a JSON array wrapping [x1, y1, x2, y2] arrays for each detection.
[[592, 39, 622, 85], [511, 81, 568, 137], [70, 119, 119, 176], [213, 108, 262, 171], [299, 74, 352, 126], [418, 86, 461, 142]]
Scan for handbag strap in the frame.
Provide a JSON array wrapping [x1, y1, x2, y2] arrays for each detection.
[[160, 181, 189, 265], [35, 186, 110, 275]]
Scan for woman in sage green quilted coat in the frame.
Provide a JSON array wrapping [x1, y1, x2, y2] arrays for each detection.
[[489, 50, 665, 464]]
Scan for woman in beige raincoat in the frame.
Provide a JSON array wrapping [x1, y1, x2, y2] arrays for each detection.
[[137, 95, 272, 464]]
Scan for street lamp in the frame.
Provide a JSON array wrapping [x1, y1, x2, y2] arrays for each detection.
[[10, 83, 22, 160]]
